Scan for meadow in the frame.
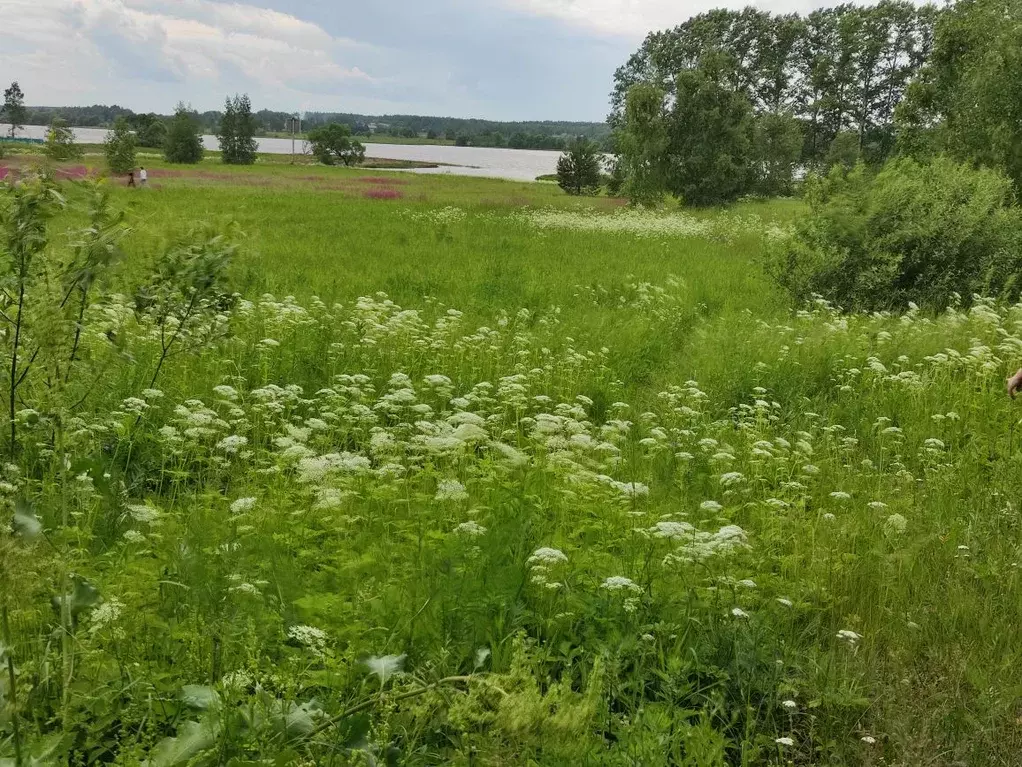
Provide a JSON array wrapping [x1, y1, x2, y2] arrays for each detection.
[[2, 157, 1022, 766]]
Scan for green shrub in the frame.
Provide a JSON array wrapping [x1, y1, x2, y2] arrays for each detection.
[[767, 157, 1022, 311], [104, 117, 137, 174]]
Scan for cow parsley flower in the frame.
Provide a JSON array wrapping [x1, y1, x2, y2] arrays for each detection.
[[216, 435, 248, 454], [775, 737, 794, 746], [602, 576, 641, 593], [719, 472, 745, 487], [528, 547, 568, 565], [288, 624, 328, 656], [435, 479, 468, 502], [884, 513, 908, 535], [837, 629, 862, 646], [731, 607, 750, 619], [230, 497, 257, 514], [454, 521, 487, 537]]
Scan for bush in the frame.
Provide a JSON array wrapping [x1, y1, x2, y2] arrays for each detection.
[[44, 119, 83, 162], [767, 157, 1022, 311]]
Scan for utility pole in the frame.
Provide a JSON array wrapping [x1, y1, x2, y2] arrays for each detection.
[[289, 112, 302, 165]]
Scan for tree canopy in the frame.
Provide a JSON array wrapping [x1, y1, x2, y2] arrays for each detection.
[[896, 0, 1022, 191], [307, 123, 366, 167], [217, 94, 258, 165], [612, 3, 939, 169], [556, 137, 604, 196], [104, 117, 137, 174], [3, 81, 26, 138], [163, 104, 204, 164]]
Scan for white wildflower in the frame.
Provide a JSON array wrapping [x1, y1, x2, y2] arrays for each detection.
[[601, 576, 641, 593], [288, 624, 328, 656], [435, 479, 469, 502], [528, 547, 568, 565], [454, 521, 487, 537], [230, 497, 257, 514], [837, 629, 862, 646], [216, 435, 248, 454]]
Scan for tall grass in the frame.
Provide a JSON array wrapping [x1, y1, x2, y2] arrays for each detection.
[[2, 168, 1019, 765]]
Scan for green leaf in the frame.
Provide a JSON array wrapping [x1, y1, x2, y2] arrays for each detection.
[[12, 497, 41, 539], [51, 578, 102, 623], [271, 699, 324, 738], [333, 713, 371, 749], [180, 684, 219, 710], [145, 720, 218, 767]]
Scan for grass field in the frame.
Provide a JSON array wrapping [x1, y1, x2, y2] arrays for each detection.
[[2, 156, 1022, 766]]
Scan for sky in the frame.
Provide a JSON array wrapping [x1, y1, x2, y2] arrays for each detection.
[[3, 0, 835, 122]]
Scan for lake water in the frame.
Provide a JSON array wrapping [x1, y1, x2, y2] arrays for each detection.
[[8, 124, 561, 182]]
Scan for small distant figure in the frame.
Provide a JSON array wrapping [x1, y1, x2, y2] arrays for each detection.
[[127, 170, 136, 188], [139, 166, 148, 187]]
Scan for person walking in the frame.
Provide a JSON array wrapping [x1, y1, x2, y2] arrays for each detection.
[[127, 170, 136, 188], [139, 166, 148, 187]]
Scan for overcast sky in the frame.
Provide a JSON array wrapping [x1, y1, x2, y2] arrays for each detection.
[[3, 0, 834, 122]]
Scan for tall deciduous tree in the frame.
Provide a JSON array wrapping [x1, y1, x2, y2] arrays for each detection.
[[164, 104, 204, 164], [307, 123, 366, 166], [664, 54, 756, 205], [616, 55, 758, 207], [104, 117, 137, 174], [3, 82, 26, 138], [611, 3, 940, 170], [217, 94, 258, 165], [897, 0, 1022, 190], [616, 83, 670, 206]]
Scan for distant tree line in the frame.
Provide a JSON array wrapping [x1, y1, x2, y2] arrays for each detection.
[[17, 105, 611, 152]]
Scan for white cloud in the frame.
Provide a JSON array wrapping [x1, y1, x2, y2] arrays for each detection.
[[1, 0, 376, 107], [502, 0, 830, 38]]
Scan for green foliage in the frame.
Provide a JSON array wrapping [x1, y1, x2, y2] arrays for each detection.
[[2, 82, 26, 138], [6, 166, 1022, 764], [43, 119, 82, 162], [617, 83, 669, 206], [897, 0, 1022, 191], [617, 55, 757, 206], [613, 3, 938, 170], [752, 112, 803, 196], [666, 55, 757, 206], [0, 177, 131, 456], [164, 104, 205, 164], [556, 136, 603, 196], [767, 156, 1022, 310], [133, 113, 168, 148], [217, 94, 258, 165], [104, 117, 137, 174], [307, 123, 366, 167], [823, 130, 863, 170]]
